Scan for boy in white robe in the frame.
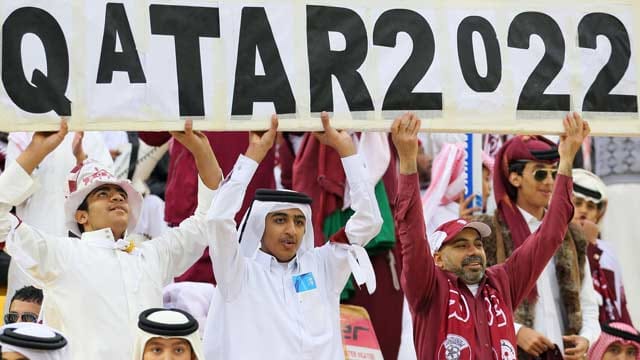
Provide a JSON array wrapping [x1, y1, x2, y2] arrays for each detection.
[[0, 120, 222, 359], [203, 113, 383, 359]]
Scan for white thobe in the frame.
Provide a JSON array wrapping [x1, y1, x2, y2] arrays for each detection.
[[514, 207, 601, 351], [0, 162, 216, 360], [203, 154, 382, 360]]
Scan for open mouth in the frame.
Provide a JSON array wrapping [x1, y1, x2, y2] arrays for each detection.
[[281, 238, 297, 250], [109, 205, 127, 213]]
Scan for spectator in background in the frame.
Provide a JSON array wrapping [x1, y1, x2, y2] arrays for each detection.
[[4, 286, 42, 324], [572, 169, 633, 325], [588, 322, 640, 360], [138, 129, 275, 284], [134, 308, 204, 360], [0, 322, 69, 360], [593, 136, 640, 325]]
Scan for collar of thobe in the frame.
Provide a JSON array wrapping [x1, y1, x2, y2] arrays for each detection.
[[81, 228, 140, 255], [254, 249, 299, 273]]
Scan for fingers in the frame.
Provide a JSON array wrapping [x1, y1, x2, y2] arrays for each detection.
[[59, 119, 69, 137], [184, 118, 193, 134], [270, 114, 279, 132], [320, 111, 331, 132]]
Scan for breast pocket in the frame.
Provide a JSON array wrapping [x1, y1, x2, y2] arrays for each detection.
[[299, 288, 331, 337]]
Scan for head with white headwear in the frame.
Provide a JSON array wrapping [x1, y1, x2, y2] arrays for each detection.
[[572, 168, 608, 224], [134, 308, 204, 360], [0, 323, 69, 360], [238, 189, 314, 262]]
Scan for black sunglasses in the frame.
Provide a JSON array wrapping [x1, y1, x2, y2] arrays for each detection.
[[4, 311, 38, 324], [532, 169, 557, 182]]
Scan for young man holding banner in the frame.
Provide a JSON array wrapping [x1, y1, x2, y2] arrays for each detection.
[[202, 113, 382, 359], [392, 112, 588, 359], [0, 120, 222, 359]]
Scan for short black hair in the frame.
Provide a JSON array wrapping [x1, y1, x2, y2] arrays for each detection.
[[508, 160, 527, 176], [10, 286, 43, 306]]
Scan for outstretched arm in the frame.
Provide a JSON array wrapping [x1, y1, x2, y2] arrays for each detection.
[[313, 112, 383, 293], [391, 113, 438, 312], [1, 120, 71, 284], [207, 116, 279, 300]]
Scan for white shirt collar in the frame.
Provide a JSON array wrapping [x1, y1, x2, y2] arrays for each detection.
[[254, 249, 298, 272], [517, 206, 543, 232]]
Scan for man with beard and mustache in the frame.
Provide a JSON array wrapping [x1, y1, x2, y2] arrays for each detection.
[[473, 115, 600, 360], [391, 112, 589, 359]]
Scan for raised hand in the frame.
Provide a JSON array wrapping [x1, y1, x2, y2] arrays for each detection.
[[390, 112, 421, 175], [17, 119, 69, 174], [245, 115, 278, 163], [459, 193, 481, 220], [170, 119, 213, 158], [312, 112, 356, 158], [558, 112, 590, 176], [170, 119, 222, 189], [72, 131, 87, 165]]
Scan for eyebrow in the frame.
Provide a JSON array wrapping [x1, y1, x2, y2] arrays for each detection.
[[91, 185, 127, 196], [532, 164, 557, 170]]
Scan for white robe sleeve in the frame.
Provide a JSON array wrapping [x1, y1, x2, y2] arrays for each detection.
[[578, 259, 601, 344], [146, 175, 219, 285], [319, 154, 383, 294], [0, 162, 69, 285], [206, 155, 258, 301]]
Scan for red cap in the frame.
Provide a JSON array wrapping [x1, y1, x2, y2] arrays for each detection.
[[430, 218, 492, 252]]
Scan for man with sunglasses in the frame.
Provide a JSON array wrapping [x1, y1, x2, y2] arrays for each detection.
[[4, 286, 42, 324], [474, 113, 600, 360]]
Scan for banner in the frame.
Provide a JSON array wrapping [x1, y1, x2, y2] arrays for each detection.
[[1, 0, 640, 134]]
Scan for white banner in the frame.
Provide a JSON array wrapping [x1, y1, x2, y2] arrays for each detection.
[[1, 0, 640, 134]]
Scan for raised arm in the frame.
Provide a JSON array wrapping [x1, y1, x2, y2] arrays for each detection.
[[2, 120, 71, 284], [391, 113, 438, 312], [147, 120, 224, 284], [206, 116, 278, 300], [312, 112, 383, 293]]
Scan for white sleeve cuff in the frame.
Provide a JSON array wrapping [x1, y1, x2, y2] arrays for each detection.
[[230, 154, 259, 184], [0, 162, 39, 205], [195, 174, 222, 216], [341, 154, 367, 183]]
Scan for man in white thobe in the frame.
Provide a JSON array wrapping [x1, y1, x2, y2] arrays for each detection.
[[0, 121, 222, 359], [203, 113, 383, 359]]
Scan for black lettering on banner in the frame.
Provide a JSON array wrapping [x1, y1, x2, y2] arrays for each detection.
[[578, 13, 637, 112], [457, 16, 502, 92], [2, 7, 71, 115], [507, 12, 569, 111], [373, 9, 442, 110], [97, 3, 146, 84], [150, 5, 220, 116], [306, 5, 374, 112], [232, 7, 295, 116]]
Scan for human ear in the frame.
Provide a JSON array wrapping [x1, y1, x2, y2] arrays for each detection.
[[508, 172, 521, 188], [74, 210, 89, 225], [433, 252, 445, 269]]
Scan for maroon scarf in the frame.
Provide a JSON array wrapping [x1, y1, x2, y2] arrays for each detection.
[[436, 280, 517, 359], [587, 243, 622, 323], [493, 136, 557, 302]]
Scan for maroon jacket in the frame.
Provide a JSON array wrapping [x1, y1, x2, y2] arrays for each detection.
[[138, 131, 275, 282], [395, 173, 574, 359]]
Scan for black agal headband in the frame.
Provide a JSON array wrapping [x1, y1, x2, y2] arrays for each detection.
[[0, 327, 67, 350], [238, 189, 313, 243], [138, 308, 198, 337], [530, 149, 560, 161], [602, 323, 640, 343], [573, 183, 603, 201]]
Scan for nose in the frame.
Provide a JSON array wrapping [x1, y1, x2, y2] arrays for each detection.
[[111, 191, 125, 202], [283, 219, 296, 235]]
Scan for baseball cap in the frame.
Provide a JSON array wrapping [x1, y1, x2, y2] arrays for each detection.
[[430, 218, 491, 253]]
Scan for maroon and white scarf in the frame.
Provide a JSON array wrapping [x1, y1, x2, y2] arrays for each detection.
[[436, 280, 517, 360]]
